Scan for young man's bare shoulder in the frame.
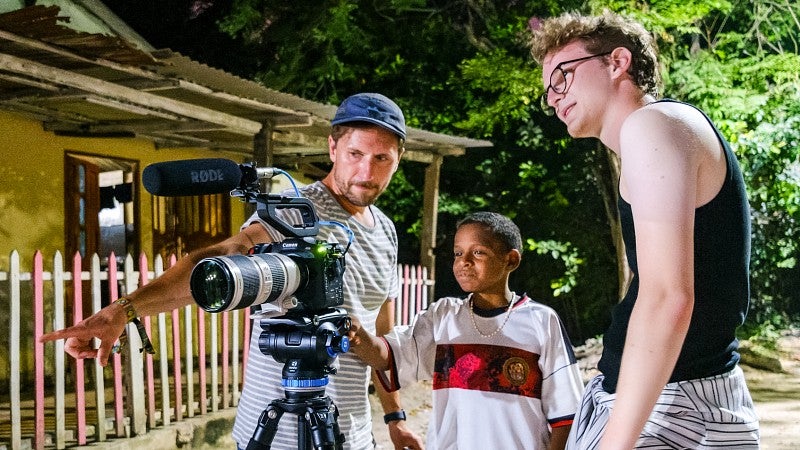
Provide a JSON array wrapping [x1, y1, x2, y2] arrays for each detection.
[[623, 103, 684, 133], [629, 102, 711, 132], [620, 102, 709, 158]]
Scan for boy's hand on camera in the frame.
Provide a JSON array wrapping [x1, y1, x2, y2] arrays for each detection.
[[347, 316, 366, 347]]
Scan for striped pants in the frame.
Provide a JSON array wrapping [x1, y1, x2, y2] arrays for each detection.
[[566, 366, 760, 449]]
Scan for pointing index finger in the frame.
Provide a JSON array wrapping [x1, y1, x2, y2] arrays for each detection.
[[39, 326, 81, 343]]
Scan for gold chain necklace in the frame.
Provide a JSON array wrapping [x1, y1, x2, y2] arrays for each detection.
[[468, 294, 517, 339]]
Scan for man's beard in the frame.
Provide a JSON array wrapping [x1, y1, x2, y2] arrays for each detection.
[[340, 180, 382, 207]]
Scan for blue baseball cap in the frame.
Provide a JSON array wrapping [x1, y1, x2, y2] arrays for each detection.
[[331, 93, 406, 141]]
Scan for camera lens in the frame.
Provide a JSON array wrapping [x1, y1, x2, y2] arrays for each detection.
[[193, 260, 233, 311], [190, 253, 302, 312]]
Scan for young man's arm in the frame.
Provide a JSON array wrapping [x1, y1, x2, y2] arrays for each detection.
[[40, 223, 270, 365], [600, 106, 707, 450]]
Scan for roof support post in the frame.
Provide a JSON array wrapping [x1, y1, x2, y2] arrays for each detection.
[[253, 120, 275, 191], [420, 154, 443, 288]]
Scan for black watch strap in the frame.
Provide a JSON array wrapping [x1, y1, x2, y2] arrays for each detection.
[[383, 410, 406, 424]]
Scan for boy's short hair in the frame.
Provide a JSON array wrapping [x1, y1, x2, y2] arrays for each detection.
[[529, 10, 661, 97], [457, 212, 522, 253]]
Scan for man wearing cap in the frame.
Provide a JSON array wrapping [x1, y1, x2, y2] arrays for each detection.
[[40, 93, 425, 450]]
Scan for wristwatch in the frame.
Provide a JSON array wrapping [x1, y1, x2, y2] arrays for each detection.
[[383, 410, 407, 424]]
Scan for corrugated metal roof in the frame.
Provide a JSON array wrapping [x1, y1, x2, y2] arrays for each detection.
[[0, 5, 491, 165]]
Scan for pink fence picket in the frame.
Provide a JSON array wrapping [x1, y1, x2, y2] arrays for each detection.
[[395, 264, 432, 326]]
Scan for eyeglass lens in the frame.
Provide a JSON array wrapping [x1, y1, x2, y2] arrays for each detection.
[[541, 67, 568, 115], [540, 52, 611, 115], [540, 69, 567, 114], [550, 69, 568, 95]]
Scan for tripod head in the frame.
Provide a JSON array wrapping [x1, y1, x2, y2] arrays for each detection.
[[258, 307, 351, 399]]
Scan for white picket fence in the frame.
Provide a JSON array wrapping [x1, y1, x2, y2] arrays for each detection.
[[0, 250, 432, 450]]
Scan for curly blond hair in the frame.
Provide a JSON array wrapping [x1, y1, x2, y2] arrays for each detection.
[[530, 11, 661, 97]]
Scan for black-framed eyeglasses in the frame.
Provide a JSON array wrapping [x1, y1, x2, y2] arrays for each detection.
[[540, 52, 612, 116]]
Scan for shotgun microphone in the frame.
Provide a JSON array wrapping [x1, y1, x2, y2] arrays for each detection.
[[143, 158, 242, 196]]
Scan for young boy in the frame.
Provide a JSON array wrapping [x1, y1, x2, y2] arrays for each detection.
[[349, 211, 584, 450]]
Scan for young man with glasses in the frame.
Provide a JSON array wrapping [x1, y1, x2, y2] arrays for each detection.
[[530, 11, 760, 450]]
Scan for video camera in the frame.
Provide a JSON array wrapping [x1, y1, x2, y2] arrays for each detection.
[[143, 158, 352, 400], [189, 230, 346, 314], [143, 157, 348, 315]]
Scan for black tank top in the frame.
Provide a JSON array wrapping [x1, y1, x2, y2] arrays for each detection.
[[598, 99, 751, 393]]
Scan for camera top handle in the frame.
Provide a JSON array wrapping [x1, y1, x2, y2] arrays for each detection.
[[232, 163, 320, 238], [256, 195, 320, 238]]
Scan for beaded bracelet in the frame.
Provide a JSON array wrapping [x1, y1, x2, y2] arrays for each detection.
[[115, 297, 138, 322], [112, 297, 155, 354]]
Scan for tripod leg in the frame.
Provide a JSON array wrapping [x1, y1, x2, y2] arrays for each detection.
[[297, 412, 311, 450], [303, 399, 345, 450], [330, 402, 345, 450], [246, 406, 284, 450]]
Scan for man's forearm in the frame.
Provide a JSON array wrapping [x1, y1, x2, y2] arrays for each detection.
[[125, 256, 197, 316], [128, 230, 260, 317], [601, 290, 692, 449]]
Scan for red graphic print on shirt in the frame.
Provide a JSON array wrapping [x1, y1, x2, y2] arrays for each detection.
[[432, 343, 542, 398]]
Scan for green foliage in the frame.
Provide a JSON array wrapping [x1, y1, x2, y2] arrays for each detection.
[[737, 313, 790, 351], [456, 49, 541, 136], [589, 0, 733, 33], [526, 238, 584, 297], [377, 165, 423, 234], [373, 163, 425, 263]]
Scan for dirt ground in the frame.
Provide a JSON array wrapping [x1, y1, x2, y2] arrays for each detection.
[[740, 331, 800, 450], [370, 330, 800, 449]]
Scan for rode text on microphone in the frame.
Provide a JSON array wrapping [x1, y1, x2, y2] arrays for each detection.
[[142, 158, 242, 197]]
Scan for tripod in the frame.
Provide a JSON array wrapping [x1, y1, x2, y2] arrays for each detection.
[[245, 384, 344, 450], [246, 308, 351, 450]]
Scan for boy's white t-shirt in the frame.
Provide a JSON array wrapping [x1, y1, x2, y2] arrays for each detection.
[[381, 295, 584, 450]]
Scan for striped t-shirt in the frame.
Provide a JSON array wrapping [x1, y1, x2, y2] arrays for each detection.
[[231, 181, 400, 449]]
